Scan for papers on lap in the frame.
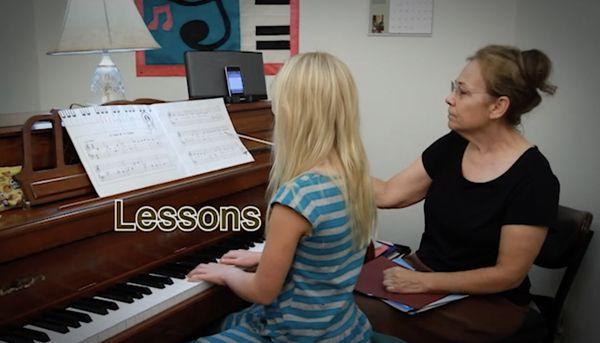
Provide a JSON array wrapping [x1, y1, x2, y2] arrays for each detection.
[[58, 98, 254, 197], [355, 256, 468, 315]]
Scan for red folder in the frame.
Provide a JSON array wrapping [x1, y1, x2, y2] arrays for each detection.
[[355, 256, 447, 309]]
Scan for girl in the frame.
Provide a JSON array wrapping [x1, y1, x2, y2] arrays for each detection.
[[187, 52, 376, 342]]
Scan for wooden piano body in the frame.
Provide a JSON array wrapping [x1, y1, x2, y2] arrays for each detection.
[[0, 101, 273, 342]]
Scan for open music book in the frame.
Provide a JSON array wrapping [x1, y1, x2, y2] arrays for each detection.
[[355, 256, 468, 315], [58, 98, 254, 197]]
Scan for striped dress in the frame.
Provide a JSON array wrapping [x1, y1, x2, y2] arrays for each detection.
[[195, 172, 372, 342]]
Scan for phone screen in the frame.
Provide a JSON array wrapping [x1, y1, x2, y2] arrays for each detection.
[[225, 67, 244, 96]]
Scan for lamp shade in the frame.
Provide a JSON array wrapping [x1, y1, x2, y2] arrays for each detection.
[[48, 0, 160, 55]]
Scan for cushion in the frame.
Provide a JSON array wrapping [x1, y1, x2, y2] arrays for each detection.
[[0, 166, 24, 212]]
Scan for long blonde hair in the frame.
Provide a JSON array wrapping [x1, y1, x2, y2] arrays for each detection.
[[267, 52, 376, 249]]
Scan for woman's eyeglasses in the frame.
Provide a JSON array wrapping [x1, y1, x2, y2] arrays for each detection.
[[450, 80, 490, 98]]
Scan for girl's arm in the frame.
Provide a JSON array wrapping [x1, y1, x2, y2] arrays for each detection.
[[187, 204, 310, 305], [373, 157, 432, 209], [383, 225, 548, 294]]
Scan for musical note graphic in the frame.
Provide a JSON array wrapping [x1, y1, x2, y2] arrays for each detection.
[[147, 4, 173, 31], [188, 143, 245, 165], [168, 0, 232, 50], [177, 125, 229, 145], [166, 109, 222, 126], [95, 155, 173, 182], [84, 137, 163, 160]]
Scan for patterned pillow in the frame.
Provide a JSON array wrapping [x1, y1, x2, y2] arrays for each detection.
[[0, 166, 24, 212]]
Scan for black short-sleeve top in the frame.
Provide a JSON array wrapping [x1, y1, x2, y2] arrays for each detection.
[[417, 131, 560, 305]]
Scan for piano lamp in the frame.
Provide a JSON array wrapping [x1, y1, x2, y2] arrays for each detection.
[[47, 0, 160, 103]]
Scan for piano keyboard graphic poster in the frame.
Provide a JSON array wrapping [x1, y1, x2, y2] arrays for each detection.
[[135, 0, 299, 76]]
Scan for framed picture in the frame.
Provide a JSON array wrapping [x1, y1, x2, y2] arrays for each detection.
[[135, 0, 299, 76]]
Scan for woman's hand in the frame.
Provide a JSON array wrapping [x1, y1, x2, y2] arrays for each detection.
[[187, 262, 237, 285], [220, 250, 262, 269], [383, 267, 430, 294]]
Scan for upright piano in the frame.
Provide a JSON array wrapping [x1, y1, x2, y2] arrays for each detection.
[[0, 101, 273, 343]]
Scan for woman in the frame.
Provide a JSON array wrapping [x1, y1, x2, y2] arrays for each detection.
[[187, 52, 377, 342], [370, 45, 560, 342]]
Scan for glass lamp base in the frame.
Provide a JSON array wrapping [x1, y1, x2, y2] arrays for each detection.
[[91, 53, 126, 104]]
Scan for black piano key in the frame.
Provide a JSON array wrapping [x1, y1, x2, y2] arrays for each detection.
[[31, 319, 69, 334], [174, 260, 199, 269], [6, 327, 49, 343], [151, 266, 186, 280], [256, 0, 290, 4], [165, 262, 193, 273], [98, 289, 135, 304], [70, 299, 109, 315], [189, 252, 218, 263], [115, 283, 151, 296], [180, 255, 213, 265], [257, 40, 290, 50], [107, 286, 143, 300], [88, 297, 119, 311], [223, 240, 249, 250], [50, 309, 92, 323], [41, 312, 81, 328], [129, 275, 168, 289], [0, 333, 34, 343], [256, 25, 289, 36], [151, 273, 173, 285]]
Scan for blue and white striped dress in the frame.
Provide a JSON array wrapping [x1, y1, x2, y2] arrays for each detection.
[[195, 172, 372, 342]]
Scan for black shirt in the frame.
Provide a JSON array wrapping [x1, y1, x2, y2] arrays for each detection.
[[417, 131, 560, 305]]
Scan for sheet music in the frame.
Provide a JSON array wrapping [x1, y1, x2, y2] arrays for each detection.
[[59, 99, 253, 197], [151, 99, 254, 175]]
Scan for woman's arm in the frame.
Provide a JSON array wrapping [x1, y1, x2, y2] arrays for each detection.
[[373, 157, 432, 209], [383, 224, 548, 294], [187, 204, 309, 305]]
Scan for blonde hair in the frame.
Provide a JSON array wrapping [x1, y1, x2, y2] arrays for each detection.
[[267, 52, 376, 249]]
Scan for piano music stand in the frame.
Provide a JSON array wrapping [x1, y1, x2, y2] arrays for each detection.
[[15, 113, 93, 206]]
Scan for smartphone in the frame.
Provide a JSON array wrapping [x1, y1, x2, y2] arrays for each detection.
[[224, 66, 244, 97]]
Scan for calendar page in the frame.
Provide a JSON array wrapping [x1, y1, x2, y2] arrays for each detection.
[[369, 0, 433, 35]]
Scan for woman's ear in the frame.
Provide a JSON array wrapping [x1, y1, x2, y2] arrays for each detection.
[[488, 96, 510, 120]]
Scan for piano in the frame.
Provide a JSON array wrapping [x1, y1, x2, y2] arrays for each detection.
[[0, 101, 273, 343]]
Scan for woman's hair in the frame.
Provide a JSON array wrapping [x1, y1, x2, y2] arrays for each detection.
[[267, 52, 376, 249], [469, 45, 557, 126]]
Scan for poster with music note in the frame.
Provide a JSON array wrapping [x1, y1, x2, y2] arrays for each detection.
[[135, 0, 299, 77], [58, 99, 253, 197]]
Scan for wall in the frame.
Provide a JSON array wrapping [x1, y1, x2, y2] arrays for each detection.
[[0, 0, 39, 113], [515, 1, 600, 341], [299, 0, 518, 249]]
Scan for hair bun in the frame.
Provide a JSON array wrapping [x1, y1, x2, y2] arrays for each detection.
[[520, 49, 557, 95]]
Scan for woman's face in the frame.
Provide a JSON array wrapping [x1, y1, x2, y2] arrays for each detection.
[[445, 60, 496, 132]]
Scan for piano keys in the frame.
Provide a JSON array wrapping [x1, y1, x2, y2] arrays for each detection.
[[240, 0, 298, 65], [1, 237, 264, 343], [0, 101, 274, 343]]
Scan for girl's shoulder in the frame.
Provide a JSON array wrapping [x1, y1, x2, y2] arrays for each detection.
[[273, 172, 342, 205]]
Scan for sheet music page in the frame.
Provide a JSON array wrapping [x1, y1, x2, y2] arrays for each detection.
[[151, 98, 254, 175], [59, 105, 185, 197], [59, 99, 254, 198]]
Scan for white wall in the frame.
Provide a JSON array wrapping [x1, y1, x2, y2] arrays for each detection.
[[0, 0, 597, 341], [299, 0, 518, 249], [0, 0, 39, 113], [515, 1, 600, 342]]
